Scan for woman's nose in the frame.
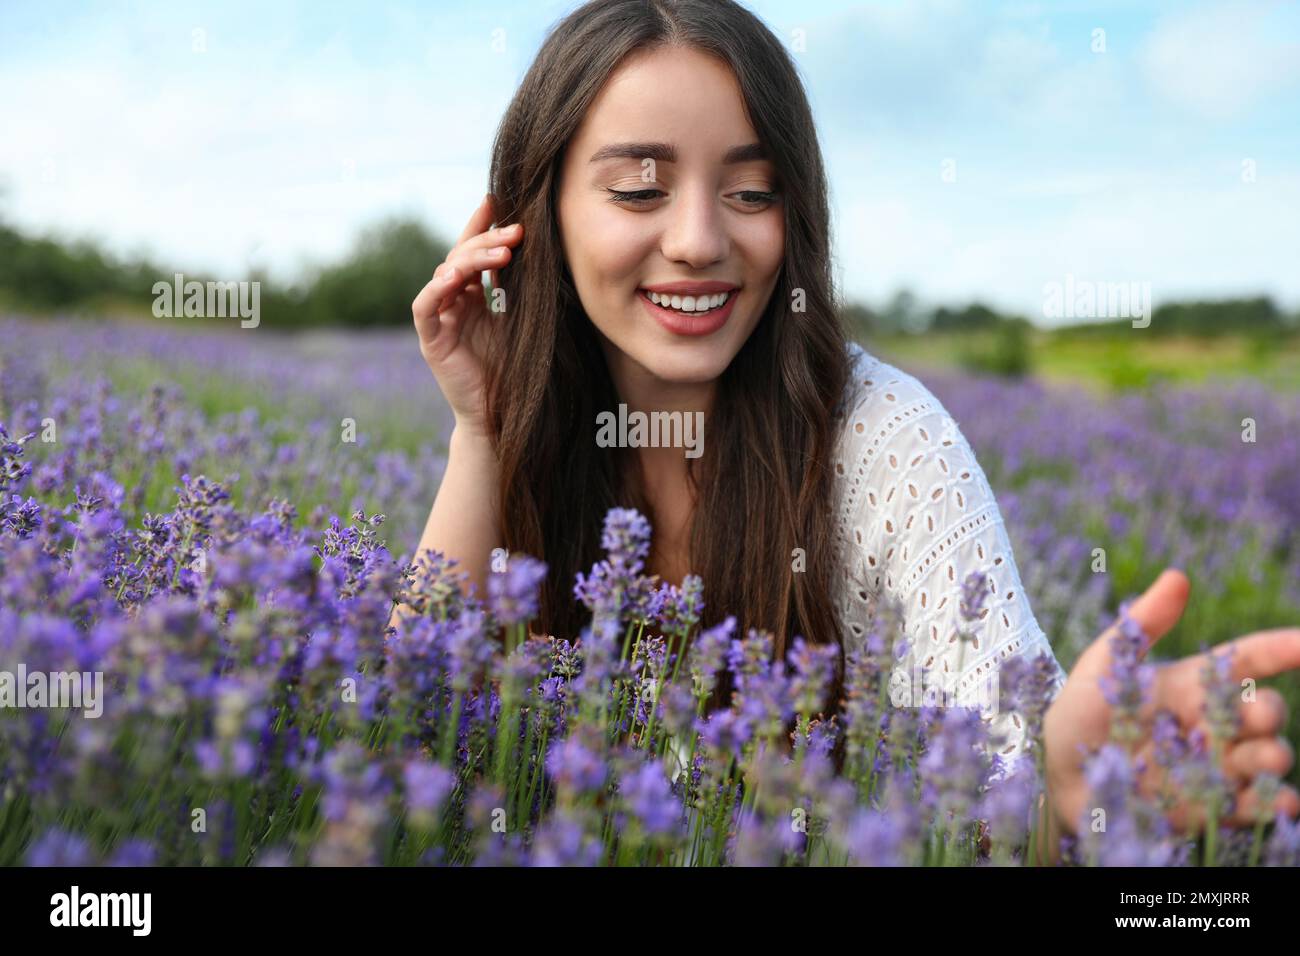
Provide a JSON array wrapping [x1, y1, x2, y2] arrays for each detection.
[[659, 185, 729, 268]]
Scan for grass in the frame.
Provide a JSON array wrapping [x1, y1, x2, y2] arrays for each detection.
[[869, 330, 1300, 395]]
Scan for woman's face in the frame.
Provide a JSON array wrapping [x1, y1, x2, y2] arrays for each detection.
[[557, 45, 785, 388]]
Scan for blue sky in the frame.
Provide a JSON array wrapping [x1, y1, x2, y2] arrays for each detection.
[[2, 0, 1298, 322]]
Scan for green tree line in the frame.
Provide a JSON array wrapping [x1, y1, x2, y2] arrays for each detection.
[[2, 215, 1296, 340], [0, 215, 450, 329]]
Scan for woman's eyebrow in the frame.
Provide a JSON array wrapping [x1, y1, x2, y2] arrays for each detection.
[[587, 141, 767, 164]]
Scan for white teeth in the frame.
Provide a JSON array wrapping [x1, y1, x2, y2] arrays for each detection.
[[646, 290, 731, 312]]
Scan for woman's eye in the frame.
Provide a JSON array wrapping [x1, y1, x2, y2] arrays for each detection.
[[604, 188, 779, 207], [606, 188, 663, 205]]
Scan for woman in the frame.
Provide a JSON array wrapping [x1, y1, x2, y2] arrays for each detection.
[[400, 0, 1300, 859]]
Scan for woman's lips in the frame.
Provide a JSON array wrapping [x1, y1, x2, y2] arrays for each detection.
[[637, 289, 738, 336]]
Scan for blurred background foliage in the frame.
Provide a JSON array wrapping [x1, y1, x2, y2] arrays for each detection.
[[0, 213, 449, 330], [3, 211, 1298, 393]]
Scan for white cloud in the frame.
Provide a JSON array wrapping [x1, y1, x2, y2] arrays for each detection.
[[1141, 2, 1300, 119], [2, 0, 1297, 319], [836, 165, 1300, 319], [0, 9, 518, 282]]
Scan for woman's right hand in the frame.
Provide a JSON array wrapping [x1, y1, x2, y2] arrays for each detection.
[[411, 193, 524, 437]]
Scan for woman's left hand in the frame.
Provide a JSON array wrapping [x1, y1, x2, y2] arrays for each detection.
[[1041, 568, 1300, 854]]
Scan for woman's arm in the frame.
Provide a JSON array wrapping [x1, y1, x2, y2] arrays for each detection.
[[390, 425, 501, 629], [419, 425, 502, 594], [392, 195, 525, 630]]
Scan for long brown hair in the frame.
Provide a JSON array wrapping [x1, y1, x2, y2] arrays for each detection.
[[483, 0, 850, 718]]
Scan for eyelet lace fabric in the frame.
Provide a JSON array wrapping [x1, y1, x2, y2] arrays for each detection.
[[831, 340, 1069, 764]]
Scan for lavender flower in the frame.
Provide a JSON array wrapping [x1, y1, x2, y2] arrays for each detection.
[[403, 760, 456, 826], [600, 508, 652, 572], [977, 761, 1037, 852], [789, 636, 838, 717], [529, 811, 604, 866], [618, 760, 684, 837], [0, 424, 36, 492], [445, 609, 494, 693], [1150, 710, 1189, 770], [918, 707, 990, 821], [1099, 598, 1156, 745], [546, 733, 609, 798], [1200, 646, 1241, 745], [731, 811, 804, 866], [687, 615, 735, 698], [2, 314, 1295, 871], [106, 839, 158, 867], [488, 554, 547, 626], [655, 574, 705, 639], [26, 828, 95, 867], [842, 809, 907, 866], [959, 570, 990, 623], [698, 708, 752, 754], [574, 508, 662, 628], [1264, 812, 1300, 866], [1077, 743, 1184, 866]]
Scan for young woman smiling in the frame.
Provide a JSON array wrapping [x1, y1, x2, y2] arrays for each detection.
[[398, 0, 1300, 860]]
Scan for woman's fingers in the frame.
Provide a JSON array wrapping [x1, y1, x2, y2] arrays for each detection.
[[1072, 569, 1190, 686], [1152, 647, 1295, 731], [1238, 687, 1289, 740], [413, 196, 523, 354], [455, 233, 518, 275], [1225, 781, 1300, 828], [456, 193, 497, 244], [1149, 661, 1205, 727], [457, 223, 523, 262], [1225, 627, 1300, 683], [438, 225, 522, 299], [1126, 567, 1192, 654], [1167, 779, 1300, 833], [411, 265, 461, 347], [1223, 735, 1295, 784], [413, 237, 510, 326]]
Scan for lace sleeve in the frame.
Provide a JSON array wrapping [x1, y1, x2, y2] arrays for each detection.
[[831, 347, 1068, 765]]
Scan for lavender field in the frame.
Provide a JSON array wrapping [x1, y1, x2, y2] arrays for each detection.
[[1, 313, 1298, 866]]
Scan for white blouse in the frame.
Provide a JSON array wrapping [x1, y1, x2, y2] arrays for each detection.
[[830, 340, 1068, 763]]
